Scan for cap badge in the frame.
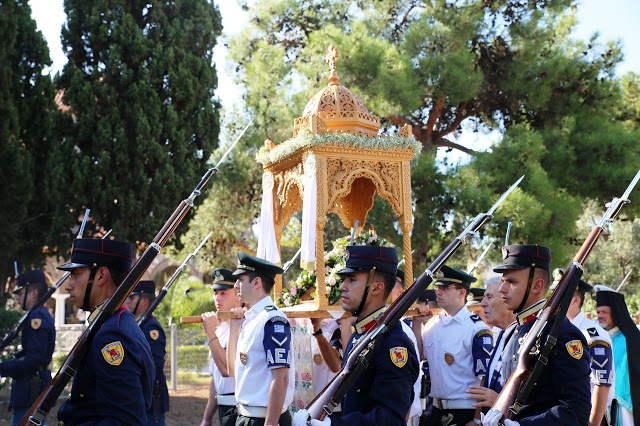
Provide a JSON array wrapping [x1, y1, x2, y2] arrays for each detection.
[[390, 347, 408, 368], [444, 353, 455, 365], [502, 246, 508, 260], [345, 250, 350, 261], [214, 271, 224, 282], [101, 341, 125, 366], [31, 318, 42, 330]]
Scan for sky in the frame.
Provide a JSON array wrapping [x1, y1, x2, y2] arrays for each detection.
[[29, 0, 640, 152]]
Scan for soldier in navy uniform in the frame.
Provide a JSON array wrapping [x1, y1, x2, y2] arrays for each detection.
[[412, 266, 493, 426], [294, 245, 420, 426], [482, 244, 591, 426], [226, 252, 294, 426], [125, 280, 170, 425], [0, 270, 55, 426], [57, 238, 155, 425]]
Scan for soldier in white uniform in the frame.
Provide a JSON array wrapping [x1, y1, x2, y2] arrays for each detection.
[[310, 318, 341, 394], [201, 268, 242, 426], [227, 252, 295, 426], [412, 266, 493, 426], [560, 272, 615, 426]]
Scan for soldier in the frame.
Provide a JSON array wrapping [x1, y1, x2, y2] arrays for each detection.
[[57, 238, 155, 425], [411, 266, 493, 426], [595, 285, 640, 425], [201, 268, 241, 426], [294, 245, 420, 426], [226, 252, 295, 426], [309, 317, 342, 394], [0, 270, 55, 426], [125, 280, 170, 425], [482, 244, 591, 426]]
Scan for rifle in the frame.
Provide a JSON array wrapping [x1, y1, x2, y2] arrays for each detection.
[[489, 169, 640, 423], [20, 120, 252, 426], [137, 231, 212, 328], [0, 209, 92, 352], [303, 176, 524, 421]]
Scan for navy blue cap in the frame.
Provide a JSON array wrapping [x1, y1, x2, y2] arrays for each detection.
[[434, 265, 477, 288], [232, 252, 284, 280], [12, 269, 47, 294], [418, 289, 437, 303], [337, 245, 398, 276], [57, 238, 135, 273], [131, 280, 156, 296], [493, 244, 551, 272], [211, 268, 235, 290]]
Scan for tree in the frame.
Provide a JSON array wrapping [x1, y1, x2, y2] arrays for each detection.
[[50, 0, 223, 245], [0, 0, 59, 301]]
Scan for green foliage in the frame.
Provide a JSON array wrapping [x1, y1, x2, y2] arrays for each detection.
[[0, 309, 21, 337], [176, 345, 210, 371], [50, 0, 223, 245], [0, 0, 59, 298], [165, 275, 215, 328]]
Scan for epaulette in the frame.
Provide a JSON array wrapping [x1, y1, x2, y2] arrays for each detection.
[[470, 314, 481, 323], [265, 305, 277, 312], [586, 327, 599, 338]]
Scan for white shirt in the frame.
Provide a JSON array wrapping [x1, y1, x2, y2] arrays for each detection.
[[312, 319, 340, 394], [401, 320, 424, 418], [571, 311, 615, 404], [422, 306, 492, 400], [234, 296, 295, 411], [208, 321, 235, 396]]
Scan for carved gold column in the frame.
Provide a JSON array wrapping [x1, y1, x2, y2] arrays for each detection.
[[274, 220, 283, 299], [400, 161, 413, 284]]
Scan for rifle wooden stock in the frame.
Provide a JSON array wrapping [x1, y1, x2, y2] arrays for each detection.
[[20, 168, 218, 426], [0, 272, 70, 351]]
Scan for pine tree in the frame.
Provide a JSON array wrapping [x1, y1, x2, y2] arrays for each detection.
[[51, 0, 223, 244]]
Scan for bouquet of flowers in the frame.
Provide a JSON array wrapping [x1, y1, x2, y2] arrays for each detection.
[[277, 229, 393, 307]]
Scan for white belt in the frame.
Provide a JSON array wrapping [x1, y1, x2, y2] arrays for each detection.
[[237, 404, 287, 418], [433, 398, 475, 410], [216, 394, 237, 406]]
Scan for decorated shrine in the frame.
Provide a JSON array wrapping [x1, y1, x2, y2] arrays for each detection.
[[255, 45, 421, 314]]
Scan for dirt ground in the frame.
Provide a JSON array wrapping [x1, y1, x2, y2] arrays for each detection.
[[0, 384, 217, 425]]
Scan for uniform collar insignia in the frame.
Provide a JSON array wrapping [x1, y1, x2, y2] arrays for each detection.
[[88, 300, 107, 324], [354, 306, 386, 334], [516, 299, 545, 326]]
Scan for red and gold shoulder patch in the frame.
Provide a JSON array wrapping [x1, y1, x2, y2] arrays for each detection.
[[149, 330, 159, 340], [566, 340, 584, 360], [101, 341, 125, 366], [31, 318, 42, 329], [390, 346, 408, 368]]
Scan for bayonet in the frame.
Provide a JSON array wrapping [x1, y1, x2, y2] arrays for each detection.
[[215, 119, 254, 169], [616, 268, 633, 292], [468, 243, 492, 274], [505, 222, 513, 246], [283, 248, 302, 273], [349, 220, 359, 245]]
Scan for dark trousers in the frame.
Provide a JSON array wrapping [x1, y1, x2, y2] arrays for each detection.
[[236, 411, 292, 426], [424, 407, 475, 426], [219, 405, 238, 426]]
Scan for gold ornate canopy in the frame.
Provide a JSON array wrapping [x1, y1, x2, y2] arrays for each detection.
[[258, 46, 419, 311]]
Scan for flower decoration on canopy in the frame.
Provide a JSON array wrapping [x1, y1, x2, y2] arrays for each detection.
[[277, 228, 393, 308]]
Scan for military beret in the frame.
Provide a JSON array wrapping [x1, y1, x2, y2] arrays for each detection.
[[337, 245, 398, 276], [493, 244, 551, 272], [58, 238, 135, 273], [233, 251, 283, 280], [550, 268, 592, 293], [130, 280, 156, 296], [211, 268, 235, 290], [433, 265, 477, 288], [12, 269, 48, 294]]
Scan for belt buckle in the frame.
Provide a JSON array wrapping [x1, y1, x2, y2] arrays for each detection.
[[437, 398, 443, 410]]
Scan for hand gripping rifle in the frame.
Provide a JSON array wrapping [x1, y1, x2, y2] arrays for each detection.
[[0, 209, 92, 352], [137, 231, 212, 328], [488, 169, 640, 424], [20, 120, 253, 426], [303, 176, 524, 422]]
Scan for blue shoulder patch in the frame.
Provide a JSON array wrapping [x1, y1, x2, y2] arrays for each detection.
[[263, 317, 291, 368]]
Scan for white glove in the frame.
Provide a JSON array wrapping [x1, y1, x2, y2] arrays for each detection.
[[292, 409, 331, 426], [480, 409, 520, 426]]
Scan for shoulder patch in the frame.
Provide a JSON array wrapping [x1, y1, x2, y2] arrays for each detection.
[[565, 340, 584, 360], [587, 327, 598, 338], [265, 305, 277, 311], [149, 329, 159, 340], [470, 314, 481, 323], [101, 341, 125, 366], [475, 329, 493, 338], [589, 339, 610, 349], [31, 318, 42, 329], [390, 347, 408, 368]]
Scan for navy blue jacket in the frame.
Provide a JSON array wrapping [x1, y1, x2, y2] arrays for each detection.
[[140, 315, 169, 414], [330, 321, 419, 426], [514, 317, 592, 426], [58, 307, 155, 425], [0, 307, 55, 409]]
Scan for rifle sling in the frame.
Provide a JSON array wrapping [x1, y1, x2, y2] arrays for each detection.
[[509, 269, 583, 415]]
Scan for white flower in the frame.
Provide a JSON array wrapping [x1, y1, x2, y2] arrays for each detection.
[[328, 276, 336, 286], [284, 298, 291, 307], [325, 286, 332, 293], [369, 234, 377, 243]]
